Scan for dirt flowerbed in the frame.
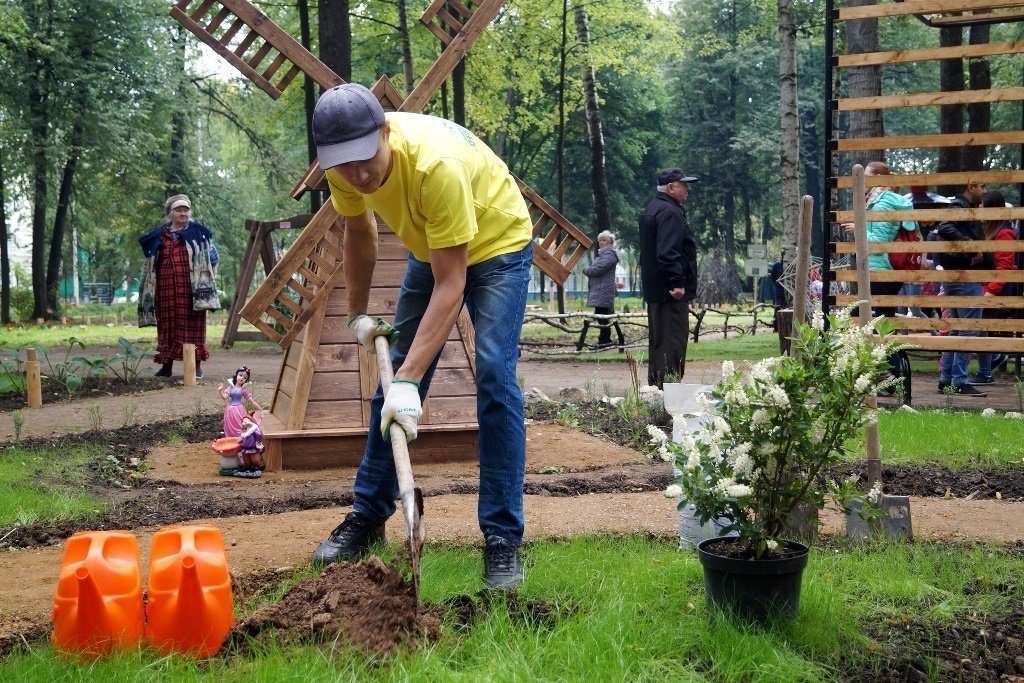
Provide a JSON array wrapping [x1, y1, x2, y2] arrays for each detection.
[[0, 377, 170, 414]]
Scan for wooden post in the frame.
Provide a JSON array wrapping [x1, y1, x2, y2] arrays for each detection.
[[851, 165, 882, 486], [60, 315, 66, 326], [84, 315, 91, 325], [776, 309, 794, 354], [25, 348, 42, 408], [792, 195, 814, 325], [183, 343, 197, 386]]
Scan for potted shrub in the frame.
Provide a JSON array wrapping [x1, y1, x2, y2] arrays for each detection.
[[661, 305, 902, 622]]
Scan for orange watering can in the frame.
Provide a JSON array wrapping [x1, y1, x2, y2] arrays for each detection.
[[145, 525, 235, 658], [51, 530, 144, 655]]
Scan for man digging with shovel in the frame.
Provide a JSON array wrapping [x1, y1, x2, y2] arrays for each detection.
[[310, 84, 533, 589]]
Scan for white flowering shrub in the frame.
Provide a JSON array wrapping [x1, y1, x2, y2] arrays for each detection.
[[662, 305, 905, 559]]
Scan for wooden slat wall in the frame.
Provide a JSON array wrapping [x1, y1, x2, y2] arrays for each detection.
[[286, 217, 480, 432], [828, 3, 1024, 356], [835, 0, 1024, 22]]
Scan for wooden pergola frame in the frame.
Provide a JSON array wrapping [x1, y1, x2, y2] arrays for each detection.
[[824, 0, 1024, 353]]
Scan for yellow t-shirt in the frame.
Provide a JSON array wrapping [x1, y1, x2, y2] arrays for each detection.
[[326, 113, 532, 265]]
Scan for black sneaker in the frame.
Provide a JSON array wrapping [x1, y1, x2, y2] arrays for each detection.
[[967, 374, 994, 385], [483, 535, 523, 589], [954, 383, 987, 398], [312, 511, 386, 565], [937, 381, 951, 393]]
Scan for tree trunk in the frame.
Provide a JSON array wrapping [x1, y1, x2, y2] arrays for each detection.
[[937, 26, 964, 196], [397, 0, 415, 96], [319, 0, 351, 82], [573, 3, 612, 235], [453, 58, 466, 126], [298, 0, 322, 212], [844, 0, 884, 168], [168, 30, 192, 193], [778, 0, 800, 265], [47, 148, 78, 315], [29, 50, 50, 320], [962, 23, 991, 175], [556, 0, 568, 213], [0, 147, 10, 324]]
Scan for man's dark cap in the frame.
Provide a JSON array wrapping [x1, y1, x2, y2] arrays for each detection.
[[657, 168, 699, 185], [313, 84, 386, 168]]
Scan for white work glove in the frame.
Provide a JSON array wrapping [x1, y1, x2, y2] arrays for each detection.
[[381, 379, 422, 443], [348, 314, 397, 349]]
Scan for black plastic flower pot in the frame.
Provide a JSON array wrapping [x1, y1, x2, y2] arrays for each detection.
[[696, 537, 809, 623]]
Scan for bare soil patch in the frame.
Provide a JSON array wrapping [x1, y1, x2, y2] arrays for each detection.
[[229, 557, 428, 655]]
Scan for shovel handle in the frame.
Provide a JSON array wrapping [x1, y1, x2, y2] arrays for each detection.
[[373, 336, 417, 496]]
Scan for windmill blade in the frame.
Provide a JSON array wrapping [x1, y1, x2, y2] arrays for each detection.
[[401, 0, 509, 113], [239, 204, 346, 349], [170, 0, 343, 99]]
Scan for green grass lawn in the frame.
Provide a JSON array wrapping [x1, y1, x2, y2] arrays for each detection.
[[2, 536, 1019, 681], [874, 409, 1024, 469], [0, 446, 103, 526]]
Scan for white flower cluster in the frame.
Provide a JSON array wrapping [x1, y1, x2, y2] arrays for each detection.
[[867, 480, 883, 504], [664, 484, 682, 498], [721, 360, 735, 379]]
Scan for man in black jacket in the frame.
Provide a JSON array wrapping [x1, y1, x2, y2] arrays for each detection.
[[639, 168, 699, 388], [936, 180, 990, 397]]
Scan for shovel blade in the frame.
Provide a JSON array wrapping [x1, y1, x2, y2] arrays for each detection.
[[401, 488, 425, 598]]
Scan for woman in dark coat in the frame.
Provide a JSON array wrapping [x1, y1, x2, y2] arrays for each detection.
[[138, 194, 219, 378], [583, 231, 619, 348]]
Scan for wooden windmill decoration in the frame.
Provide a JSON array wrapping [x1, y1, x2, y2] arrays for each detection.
[[171, 0, 591, 470]]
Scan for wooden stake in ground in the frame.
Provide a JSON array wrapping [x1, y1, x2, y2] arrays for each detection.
[[851, 165, 882, 485], [25, 348, 41, 408], [791, 195, 814, 325], [183, 344, 196, 386]]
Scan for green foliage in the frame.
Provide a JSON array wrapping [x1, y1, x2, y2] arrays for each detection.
[[0, 348, 27, 398], [108, 336, 154, 385], [30, 338, 87, 395]]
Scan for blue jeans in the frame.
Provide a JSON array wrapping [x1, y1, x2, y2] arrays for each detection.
[[353, 243, 532, 544], [938, 281, 983, 387]]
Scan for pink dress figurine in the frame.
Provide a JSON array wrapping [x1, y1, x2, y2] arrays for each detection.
[[218, 366, 262, 439]]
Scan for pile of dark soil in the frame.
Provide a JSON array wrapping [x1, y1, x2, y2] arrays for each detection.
[[848, 606, 1024, 682], [228, 557, 435, 654]]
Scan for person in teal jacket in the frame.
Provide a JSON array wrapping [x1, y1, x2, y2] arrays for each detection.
[[842, 161, 918, 383], [842, 161, 918, 317]]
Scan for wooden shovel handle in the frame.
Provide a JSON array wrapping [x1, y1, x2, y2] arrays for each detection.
[[373, 336, 417, 495]]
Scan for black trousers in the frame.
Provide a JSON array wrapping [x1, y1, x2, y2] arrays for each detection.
[[647, 300, 689, 388], [593, 305, 614, 345]]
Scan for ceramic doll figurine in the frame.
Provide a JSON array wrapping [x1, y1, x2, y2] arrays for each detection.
[[217, 366, 262, 439], [234, 414, 265, 478]]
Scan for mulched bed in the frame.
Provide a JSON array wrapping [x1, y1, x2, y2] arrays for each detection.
[[0, 376, 172, 413]]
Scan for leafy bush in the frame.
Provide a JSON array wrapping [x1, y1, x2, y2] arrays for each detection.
[[108, 337, 154, 384]]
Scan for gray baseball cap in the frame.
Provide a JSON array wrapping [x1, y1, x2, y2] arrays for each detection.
[[313, 84, 386, 168]]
